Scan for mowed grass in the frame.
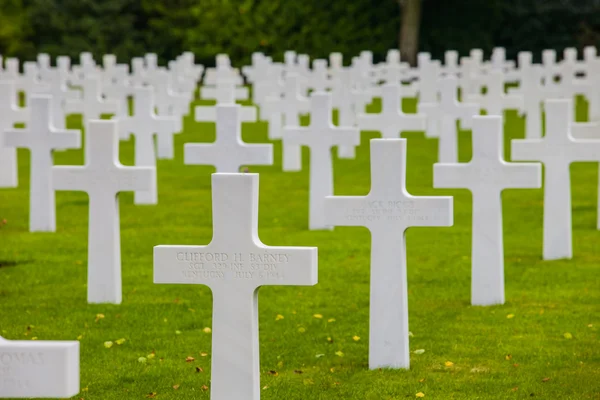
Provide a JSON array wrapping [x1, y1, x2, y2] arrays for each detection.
[[0, 92, 598, 400]]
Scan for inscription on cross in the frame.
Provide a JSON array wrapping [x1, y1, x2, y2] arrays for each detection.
[[154, 173, 317, 400]]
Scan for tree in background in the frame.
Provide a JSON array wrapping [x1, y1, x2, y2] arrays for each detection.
[[398, 0, 422, 66]]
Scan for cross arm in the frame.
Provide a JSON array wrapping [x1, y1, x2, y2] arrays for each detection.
[[503, 93, 524, 113], [115, 165, 155, 192], [64, 99, 83, 114], [510, 139, 544, 162], [323, 196, 368, 227], [3, 128, 30, 148], [356, 113, 385, 132], [399, 113, 427, 132], [283, 126, 309, 146], [502, 162, 542, 188], [52, 166, 90, 192], [51, 129, 81, 150], [408, 196, 453, 227], [433, 163, 473, 189]]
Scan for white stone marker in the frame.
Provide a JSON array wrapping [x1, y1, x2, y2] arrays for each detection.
[[119, 86, 177, 205], [324, 138, 452, 369], [0, 81, 28, 188], [284, 92, 360, 230], [571, 122, 600, 229], [201, 80, 249, 103], [357, 84, 426, 139], [53, 120, 155, 303], [4, 95, 80, 232], [122, 86, 179, 159], [195, 81, 257, 123], [154, 173, 317, 400], [65, 75, 118, 123], [186, 104, 272, 172], [512, 99, 600, 260], [432, 77, 479, 163], [466, 70, 523, 116], [281, 74, 309, 171], [0, 335, 79, 398], [434, 116, 541, 305], [331, 68, 361, 159], [262, 94, 284, 140]]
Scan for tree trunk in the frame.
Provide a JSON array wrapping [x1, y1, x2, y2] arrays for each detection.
[[399, 0, 422, 66]]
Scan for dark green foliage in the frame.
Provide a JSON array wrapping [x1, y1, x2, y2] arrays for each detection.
[[0, 0, 598, 65]]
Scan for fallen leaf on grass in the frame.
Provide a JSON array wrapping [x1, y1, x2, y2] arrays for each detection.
[[200, 352, 208, 357], [173, 384, 180, 390], [95, 314, 105, 323], [115, 338, 126, 345], [416, 392, 425, 398], [268, 370, 278, 376], [203, 327, 212, 334], [445, 361, 454, 367], [147, 353, 155, 359], [185, 356, 195, 362], [313, 314, 323, 319], [335, 351, 344, 357], [563, 332, 573, 339], [294, 370, 303, 374], [327, 337, 333, 343], [542, 377, 550, 382], [138, 357, 147, 363], [505, 354, 512, 360], [418, 378, 425, 383], [328, 318, 336, 323], [506, 314, 515, 319], [315, 354, 324, 358], [104, 341, 113, 349], [275, 314, 284, 321], [195, 367, 203, 373], [201, 385, 209, 391], [511, 387, 518, 392], [413, 349, 425, 354], [175, 330, 182, 335], [298, 327, 306, 333], [146, 392, 157, 398], [352, 336, 360, 341]]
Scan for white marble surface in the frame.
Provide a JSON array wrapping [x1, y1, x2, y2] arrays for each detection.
[[284, 92, 359, 230], [53, 120, 155, 304], [281, 74, 310, 171], [0, 335, 79, 398], [0, 81, 28, 188], [186, 104, 272, 172], [434, 116, 541, 305], [324, 138, 453, 369], [154, 173, 317, 400], [512, 99, 600, 260], [4, 95, 80, 232]]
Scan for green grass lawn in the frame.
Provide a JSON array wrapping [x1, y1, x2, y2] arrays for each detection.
[[0, 94, 598, 399]]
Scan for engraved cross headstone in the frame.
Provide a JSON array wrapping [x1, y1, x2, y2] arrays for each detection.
[[186, 104, 273, 172], [324, 138, 453, 369], [53, 119, 155, 303], [284, 92, 360, 230], [154, 173, 317, 400], [0, 335, 79, 398], [4, 95, 80, 232], [357, 84, 426, 139], [512, 99, 600, 260], [0, 81, 28, 188], [434, 116, 541, 305]]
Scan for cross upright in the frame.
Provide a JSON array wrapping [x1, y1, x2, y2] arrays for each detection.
[[186, 104, 273, 173], [0, 81, 29, 188], [310, 59, 331, 92], [281, 74, 310, 172], [465, 69, 524, 116], [195, 81, 257, 123], [262, 93, 285, 140], [150, 69, 191, 131], [64, 75, 119, 123], [324, 138, 453, 369], [513, 99, 600, 260], [154, 173, 317, 400], [53, 119, 155, 303], [357, 83, 426, 139], [4, 95, 80, 232], [283, 92, 360, 230], [119, 86, 177, 205], [331, 68, 361, 159], [432, 76, 479, 163], [201, 79, 249, 103], [434, 116, 541, 305]]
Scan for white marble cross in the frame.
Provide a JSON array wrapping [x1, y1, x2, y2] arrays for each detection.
[[195, 81, 257, 123], [53, 119, 155, 303], [186, 104, 272, 173], [65, 75, 119, 123], [465, 70, 523, 116], [281, 74, 310, 171], [0, 81, 28, 188], [357, 84, 426, 139], [0, 335, 79, 398], [432, 77, 479, 163], [262, 94, 284, 140], [512, 99, 600, 260], [150, 69, 190, 128], [324, 138, 453, 369], [331, 68, 361, 159], [434, 116, 541, 305], [284, 92, 360, 230], [201, 80, 249, 103], [310, 59, 331, 92], [154, 173, 317, 400], [4, 95, 80, 232]]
